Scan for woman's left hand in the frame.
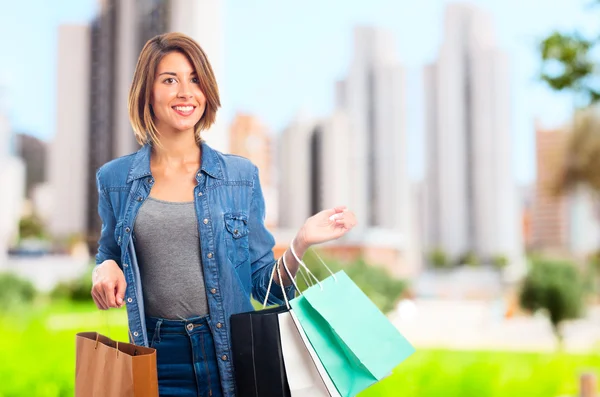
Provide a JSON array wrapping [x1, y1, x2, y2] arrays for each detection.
[[296, 206, 357, 249]]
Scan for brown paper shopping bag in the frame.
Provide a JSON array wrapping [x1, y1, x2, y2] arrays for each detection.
[[75, 332, 158, 397]]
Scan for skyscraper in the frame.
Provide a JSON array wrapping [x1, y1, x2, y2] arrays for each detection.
[[0, 110, 25, 268], [278, 111, 352, 230], [15, 133, 47, 198], [48, 24, 91, 240], [336, 26, 409, 235], [424, 3, 522, 264]]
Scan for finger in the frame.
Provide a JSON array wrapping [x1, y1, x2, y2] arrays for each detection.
[[329, 213, 345, 222], [103, 282, 117, 308], [115, 278, 127, 307], [335, 217, 356, 229], [92, 288, 108, 310], [333, 205, 347, 213]]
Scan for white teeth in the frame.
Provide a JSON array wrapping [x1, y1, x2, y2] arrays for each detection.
[[174, 106, 194, 112]]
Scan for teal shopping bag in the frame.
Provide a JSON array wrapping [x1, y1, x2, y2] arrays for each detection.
[[290, 271, 415, 397]]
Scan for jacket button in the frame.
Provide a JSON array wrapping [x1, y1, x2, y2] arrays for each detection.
[[198, 192, 203, 196], [207, 252, 213, 259], [133, 332, 139, 337], [203, 219, 209, 224], [216, 322, 222, 328], [186, 323, 194, 331], [127, 298, 132, 303], [136, 196, 143, 202], [221, 355, 228, 361], [125, 227, 131, 233], [210, 288, 217, 294], [123, 263, 128, 268]]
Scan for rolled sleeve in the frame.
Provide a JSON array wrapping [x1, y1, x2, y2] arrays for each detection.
[[95, 169, 121, 267]]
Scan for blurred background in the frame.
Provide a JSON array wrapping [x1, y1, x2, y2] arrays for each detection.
[[1, 0, 600, 396]]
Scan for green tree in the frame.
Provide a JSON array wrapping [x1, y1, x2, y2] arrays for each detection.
[[538, 7, 600, 256], [519, 259, 584, 348]]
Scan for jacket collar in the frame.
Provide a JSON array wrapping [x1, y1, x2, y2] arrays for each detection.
[[126, 141, 223, 183]]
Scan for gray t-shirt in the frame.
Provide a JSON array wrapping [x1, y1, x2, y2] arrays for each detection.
[[133, 197, 208, 319]]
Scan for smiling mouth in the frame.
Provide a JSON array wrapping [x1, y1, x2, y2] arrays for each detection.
[[172, 105, 196, 116]]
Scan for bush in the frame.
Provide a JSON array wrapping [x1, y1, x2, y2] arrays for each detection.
[[519, 258, 584, 347], [50, 267, 94, 302], [0, 272, 37, 312], [491, 254, 509, 270], [456, 251, 480, 267], [428, 248, 450, 269], [19, 214, 48, 240]]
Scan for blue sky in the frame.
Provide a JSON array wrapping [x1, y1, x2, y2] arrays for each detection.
[[0, 0, 596, 183]]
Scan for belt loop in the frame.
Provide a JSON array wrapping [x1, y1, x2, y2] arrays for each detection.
[[154, 319, 163, 345]]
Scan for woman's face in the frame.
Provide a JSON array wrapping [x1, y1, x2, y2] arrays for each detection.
[[151, 51, 206, 136]]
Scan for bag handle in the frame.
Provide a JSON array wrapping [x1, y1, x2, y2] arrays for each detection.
[[261, 250, 305, 309], [289, 239, 338, 287], [262, 257, 294, 309], [94, 332, 121, 359]]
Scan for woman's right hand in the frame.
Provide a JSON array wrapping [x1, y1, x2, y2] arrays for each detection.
[[91, 260, 127, 310]]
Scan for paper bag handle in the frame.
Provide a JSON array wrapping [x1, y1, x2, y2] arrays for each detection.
[[289, 239, 338, 286]]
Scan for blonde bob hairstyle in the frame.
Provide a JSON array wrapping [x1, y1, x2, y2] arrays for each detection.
[[128, 32, 221, 146]]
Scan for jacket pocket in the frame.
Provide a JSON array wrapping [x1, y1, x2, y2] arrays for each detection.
[[224, 212, 249, 267]]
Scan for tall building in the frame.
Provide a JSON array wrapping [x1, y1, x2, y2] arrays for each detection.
[[335, 26, 410, 235], [278, 111, 352, 230], [424, 3, 523, 265], [229, 114, 277, 227], [84, 0, 224, 248], [48, 24, 91, 240], [15, 133, 47, 198], [0, 111, 25, 268], [531, 123, 569, 251], [277, 27, 421, 276]]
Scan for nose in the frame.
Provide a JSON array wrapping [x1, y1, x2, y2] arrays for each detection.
[[177, 80, 193, 99]]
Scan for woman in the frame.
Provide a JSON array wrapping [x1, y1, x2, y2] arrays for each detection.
[[91, 32, 356, 397]]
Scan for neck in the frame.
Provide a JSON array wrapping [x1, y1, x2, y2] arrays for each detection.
[[151, 129, 201, 166]]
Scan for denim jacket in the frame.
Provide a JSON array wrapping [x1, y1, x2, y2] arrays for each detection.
[[95, 142, 295, 396]]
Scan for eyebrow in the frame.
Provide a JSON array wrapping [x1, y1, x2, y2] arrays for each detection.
[[157, 71, 197, 77]]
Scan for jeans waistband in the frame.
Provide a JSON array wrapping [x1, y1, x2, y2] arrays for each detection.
[[146, 314, 210, 333]]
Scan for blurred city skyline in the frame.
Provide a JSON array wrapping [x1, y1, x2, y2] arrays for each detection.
[[0, 0, 596, 185]]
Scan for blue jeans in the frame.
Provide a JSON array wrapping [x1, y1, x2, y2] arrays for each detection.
[[146, 315, 223, 397]]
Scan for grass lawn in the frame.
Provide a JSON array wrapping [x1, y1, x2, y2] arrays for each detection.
[[0, 301, 598, 397]]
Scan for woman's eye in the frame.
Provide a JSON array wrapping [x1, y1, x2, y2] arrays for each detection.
[[191, 77, 200, 84], [164, 77, 176, 84]]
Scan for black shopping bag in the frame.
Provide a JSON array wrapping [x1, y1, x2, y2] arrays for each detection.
[[230, 305, 291, 397]]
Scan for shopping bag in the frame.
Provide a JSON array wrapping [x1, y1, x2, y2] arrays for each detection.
[[231, 260, 340, 396], [290, 270, 415, 397], [230, 305, 292, 397], [75, 332, 158, 397], [280, 308, 340, 396]]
